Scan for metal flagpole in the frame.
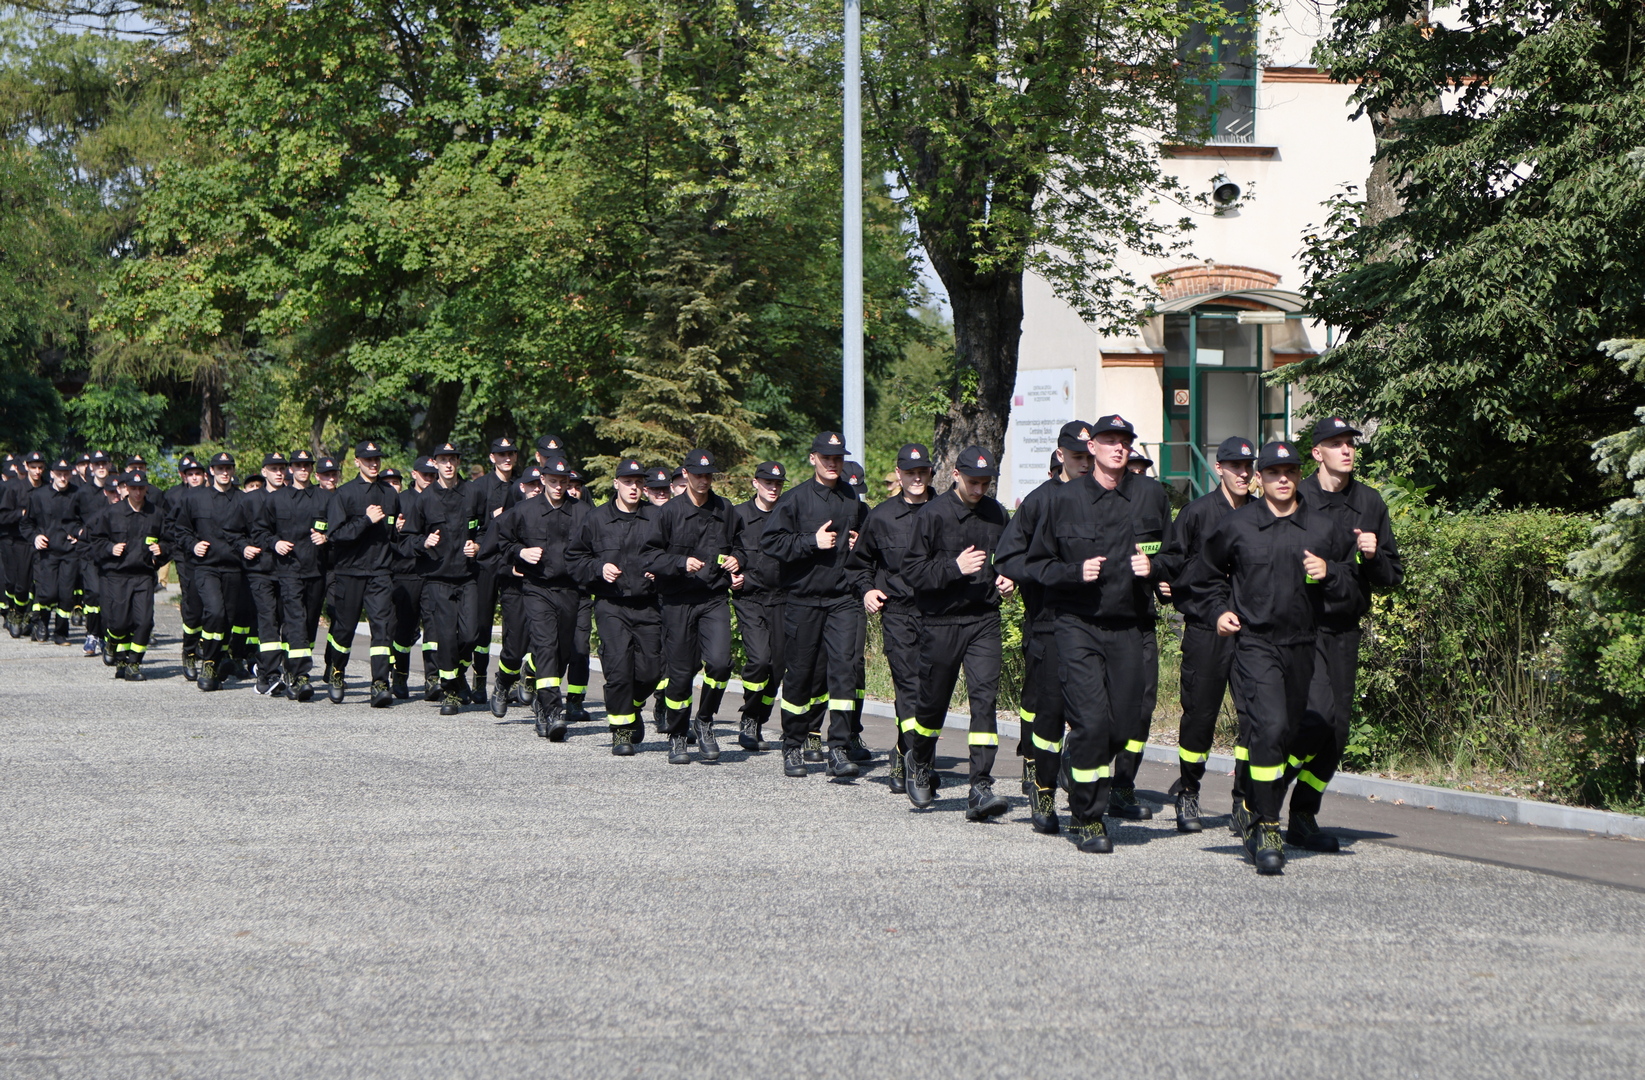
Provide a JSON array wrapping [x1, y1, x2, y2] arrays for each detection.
[[842, 0, 865, 458]]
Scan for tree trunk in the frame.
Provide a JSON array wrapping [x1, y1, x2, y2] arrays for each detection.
[[197, 361, 225, 443], [929, 266, 1024, 475], [310, 407, 328, 458], [1365, 94, 1441, 225], [415, 379, 464, 454]]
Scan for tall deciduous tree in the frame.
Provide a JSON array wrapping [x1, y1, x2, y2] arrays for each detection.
[[1295, 0, 1645, 508]]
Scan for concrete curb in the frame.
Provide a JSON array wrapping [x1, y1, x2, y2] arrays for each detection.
[[1140, 745, 1645, 839]]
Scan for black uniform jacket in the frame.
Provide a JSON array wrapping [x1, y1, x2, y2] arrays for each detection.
[[1156, 487, 1246, 627], [253, 484, 329, 580], [72, 481, 113, 544], [474, 471, 520, 572], [173, 484, 249, 569], [730, 498, 784, 600], [1185, 495, 1359, 646], [1023, 470, 1172, 626], [995, 475, 1061, 631], [28, 482, 82, 551], [326, 476, 401, 577], [759, 477, 867, 604], [90, 500, 170, 576], [495, 493, 583, 588], [0, 478, 39, 539], [567, 500, 659, 603], [1298, 473, 1404, 630], [232, 489, 278, 574], [902, 488, 1010, 621], [847, 493, 927, 607], [399, 478, 484, 581], [644, 490, 735, 602]]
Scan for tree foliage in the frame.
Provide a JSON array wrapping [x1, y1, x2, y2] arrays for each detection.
[[1294, 0, 1645, 509]]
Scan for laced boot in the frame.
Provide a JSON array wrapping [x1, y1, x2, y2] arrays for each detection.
[[1020, 757, 1038, 798], [181, 648, 198, 682], [667, 734, 690, 764], [782, 746, 806, 777], [1071, 820, 1113, 853], [440, 687, 462, 715], [906, 756, 935, 809], [1107, 787, 1153, 821], [965, 779, 1010, 821], [198, 660, 221, 692], [536, 691, 566, 741], [737, 713, 763, 752], [611, 725, 638, 757], [696, 711, 721, 763], [369, 680, 393, 708], [113, 659, 128, 681], [489, 675, 513, 719], [845, 733, 873, 763], [1030, 787, 1060, 835], [126, 659, 146, 682], [1285, 811, 1340, 853], [327, 667, 346, 704], [290, 674, 314, 702], [1248, 822, 1286, 875], [825, 746, 859, 779], [803, 732, 824, 763], [1230, 797, 1253, 839], [565, 693, 591, 724], [390, 669, 410, 700], [888, 748, 907, 795], [1175, 790, 1204, 834]]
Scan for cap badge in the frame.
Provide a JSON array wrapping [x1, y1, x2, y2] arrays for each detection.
[[1111, 416, 1125, 427], [501, 439, 511, 448], [1078, 429, 1089, 439], [829, 434, 840, 444], [1333, 419, 1346, 428], [910, 449, 921, 459], [1277, 446, 1290, 457], [1242, 444, 1251, 454], [773, 465, 782, 475], [700, 456, 709, 465], [976, 456, 986, 467]]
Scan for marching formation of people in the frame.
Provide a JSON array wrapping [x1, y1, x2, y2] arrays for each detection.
[[0, 414, 1399, 874]]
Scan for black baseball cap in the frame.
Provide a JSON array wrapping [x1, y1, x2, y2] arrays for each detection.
[[89, 450, 110, 465], [262, 452, 289, 468], [844, 460, 866, 489], [1256, 441, 1302, 471], [683, 449, 718, 475], [22, 451, 44, 464], [316, 456, 341, 473], [209, 452, 235, 468], [896, 443, 932, 470], [1128, 447, 1154, 467], [431, 441, 461, 457], [179, 455, 203, 472], [354, 440, 384, 458], [535, 434, 565, 454], [956, 445, 999, 478], [489, 436, 519, 455], [1047, 451, 1061, 474], [75, 452, 92, 465], [412, 456, 437, 476], [540, 453, 571, 477], [1216, 436, 1257, 462], [519, 464, 544, 484], [1310, 417, 1362, 442], [1058, 421, 1095, 451], [645, 467, 672, 490], [754, 461, 786, 481], [291, 449, 316, 466], [809, 431, 849, 455], [120, 470, 148, 487], [50, 457, 72, 472], [1093, 414, 1136, 439], [380, 467, 402, 482], [124, 454, 148, 469], [614, 458, 647, 478]]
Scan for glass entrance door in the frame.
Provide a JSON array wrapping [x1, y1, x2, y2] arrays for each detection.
[[1160, 307, 1287, 495]]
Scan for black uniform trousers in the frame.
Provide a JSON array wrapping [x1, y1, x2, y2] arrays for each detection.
[[732, 593, 785, 724], [1287, 627, 1360, 816], [778, 597, 863, 752], [564, 595, 593, 697], [470, 565, 503, 680], [247, 572, 288, 671], [195, 565, 245, 665], [495, 578, 527, 682], [879, 603, 923, 755], [1111, 625, 1159, 791], [661, 595, 732, 734], [275, 573, 325, 678], [1230, 634, 1314, 824], [1026, 625, 1068, 788], [101, 573, 155, 660], [423, 577, 479, 689], [905, 611, 1002, 784], [522, 582, 579, 708], [2, 539, 31, 612], [78, 555, 101, 637], [1174, 622, 1237, 793], [595, 599, 662, 736], [325, 573, 395, 684], [32, 549, 76, 623], [177, 559, 203, 657], [1054, 616, 1145, 826], [390, 573, 435, 681]]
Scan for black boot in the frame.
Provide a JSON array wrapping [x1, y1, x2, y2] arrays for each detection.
[[1072, 820, 1113, 853], [611, 725, 638, 757], [440, 689, 462, 716], [1030, 788, 1060, 835], [30, 616, 46, 642], [489, 675, 512, 719], [328, 667, 346, 704], [1176, 791, 1204, 834], [1107, 787, 1153, 821], [965, 780, 1010, 821], [565, 693, 590, 724], [782, 746, 806, 777], [370, 680, 393, 708], [1248, 822, 1286, 874], [423, 676, 443, 703], [888, 748, 907, 795], [1230, 797, 1253, 839], [826, 746, 859, 779], [803, 732, 824, 763], [737, 714, 763, 752], [198, 660, 221, 692], [291, 674, 314, 702], [696, 714, 721, 763], [906, 756, 934, 808], [535, 691, 566, 740], [1020, 758, 1038, 798], [391, 670, 410, 699], [667, 735, 690, 764], [101, 640, 118, 667], [845, 734, 873, 763], [113, 659, 128, 681], [181, 649, 198, 682], [1285, 811, 1340, 852]]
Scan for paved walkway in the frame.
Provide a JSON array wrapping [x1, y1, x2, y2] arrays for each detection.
[[4, 607, 1644, 1078]]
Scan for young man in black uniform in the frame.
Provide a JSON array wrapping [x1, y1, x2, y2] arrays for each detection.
[[29, 458, 82, 645], [388, 457, 436, 698], [89, 471, 169, 679], [643, 449, 739, 765], [561, 465, 595, 724], [173, 453, 246, 689], [641, 466, 673, 728], [324, 441, 400, 707], [759, 431, 868, 780], [847, 443, 934, 793], [253, 449, 329, 701], [400, 442, 485, 715], [730, 460, 788, 752], [1286, 417, 1403, 850], [164, 456, 208, 676], [239, 453, 289, 695], [470, 436, 520, 693], [0, 452, 40, 636], [72, 451, 115, 656], [1190, 440, 1357, 873], [497, 452, 583, 740], [901, 446, 1014, 818], [1023, 415, 1171, 852], [568, 457, 661, 754], [480, 464, 541, 717], [1152, 435, 1255, 832], [996, 421, 1093, 823]]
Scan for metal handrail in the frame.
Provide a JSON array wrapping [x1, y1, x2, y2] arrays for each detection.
[[1158, 441, 1216, 498]]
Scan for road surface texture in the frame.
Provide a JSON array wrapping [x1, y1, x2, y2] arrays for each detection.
[[4, 604, 1644, 1079]]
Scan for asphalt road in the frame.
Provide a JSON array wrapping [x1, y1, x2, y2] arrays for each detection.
[[4, 604, 1644, 1079]]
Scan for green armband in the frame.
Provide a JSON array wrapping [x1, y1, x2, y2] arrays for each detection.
[[1137, 542, 1161, 555], [716, 553, 729, 566]]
